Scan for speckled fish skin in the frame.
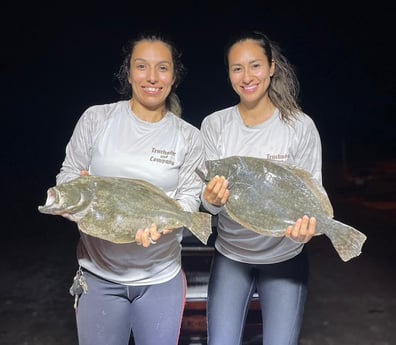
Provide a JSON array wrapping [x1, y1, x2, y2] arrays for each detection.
[[38, 176, 212, 245], [197, 156, 367, 262]]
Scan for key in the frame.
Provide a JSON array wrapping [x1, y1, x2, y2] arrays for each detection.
[[69, 270, 83, 296]]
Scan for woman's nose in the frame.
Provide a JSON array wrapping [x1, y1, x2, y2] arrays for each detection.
[[242, 70, 253, 83], [147, 68, 158, 83]]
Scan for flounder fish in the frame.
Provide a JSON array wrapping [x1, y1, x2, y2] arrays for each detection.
[[38, 175, 212, 245], [196, 156, 367, 262]]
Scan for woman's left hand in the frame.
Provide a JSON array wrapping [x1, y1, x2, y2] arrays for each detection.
[[135, 223, 173, 247], [285, 215, 316, 243]]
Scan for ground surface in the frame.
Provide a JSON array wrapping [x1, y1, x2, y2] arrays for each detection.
[[1, 161, 395, 345]]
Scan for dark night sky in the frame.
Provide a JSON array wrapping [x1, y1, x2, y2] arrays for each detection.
[[1, 1, 395, 234]]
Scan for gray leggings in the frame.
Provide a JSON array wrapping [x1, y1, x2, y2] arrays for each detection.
[[75, 269, 186, 345], [207, 249, 309, 345]]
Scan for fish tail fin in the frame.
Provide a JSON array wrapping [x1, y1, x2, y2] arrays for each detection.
[[320, 217, 367, 262], [186, 211, 212, 244]]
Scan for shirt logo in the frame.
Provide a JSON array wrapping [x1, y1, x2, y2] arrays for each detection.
[[150, 147, 176, 166]]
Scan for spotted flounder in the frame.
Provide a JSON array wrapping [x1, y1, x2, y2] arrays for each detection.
[[196, 156, 367, 262], [38, 175, 212, 245]]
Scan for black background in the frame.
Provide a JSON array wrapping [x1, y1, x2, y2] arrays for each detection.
[[2, 1, 395, 243], [1, 2, 395, 344]]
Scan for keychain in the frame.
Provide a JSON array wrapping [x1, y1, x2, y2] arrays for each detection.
[[69, 268, 88, 309]]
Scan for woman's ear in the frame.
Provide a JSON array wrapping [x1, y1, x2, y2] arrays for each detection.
[[270, 59, 275, 77]]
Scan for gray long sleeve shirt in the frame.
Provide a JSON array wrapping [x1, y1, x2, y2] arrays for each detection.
[[57, 100, 205, 285], [201, 106, 324, 264]]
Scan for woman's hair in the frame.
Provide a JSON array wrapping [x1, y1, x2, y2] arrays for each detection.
[[115, 31, 186, 117], [224, 30, 302, 122]]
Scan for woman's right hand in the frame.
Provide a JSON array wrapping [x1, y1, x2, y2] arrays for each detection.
[[135, 223, 164, 247], [203, 175, 230, 207]]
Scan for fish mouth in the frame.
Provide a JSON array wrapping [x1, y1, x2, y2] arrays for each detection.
[[195, 168, 209, 183], [44, 189, 56, 205], [38, 188, 61, 214]]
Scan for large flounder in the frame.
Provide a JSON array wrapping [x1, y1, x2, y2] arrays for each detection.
[[38, 175, 212, 245], [196, 156, 367, 262]]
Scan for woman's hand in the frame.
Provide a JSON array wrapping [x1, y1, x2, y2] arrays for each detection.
[[285, 215, 316, 243], [203, 175, 230, 207], [135, 223, 173, 247]]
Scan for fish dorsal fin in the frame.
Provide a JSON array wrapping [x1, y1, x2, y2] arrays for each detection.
[[281, 163, 334, 217]]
